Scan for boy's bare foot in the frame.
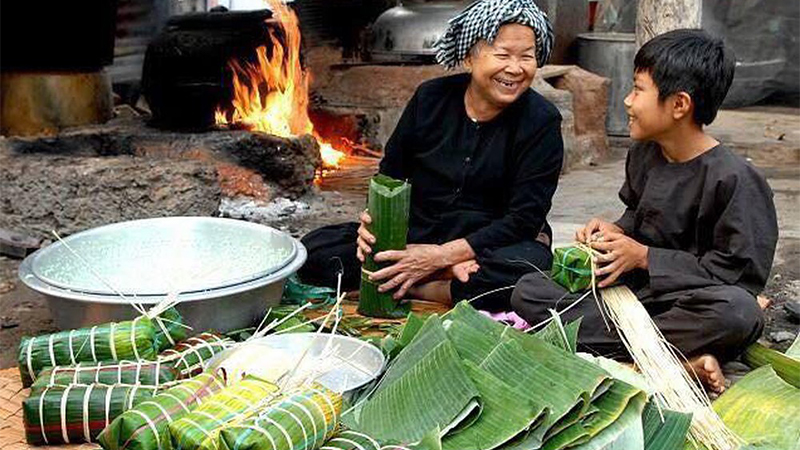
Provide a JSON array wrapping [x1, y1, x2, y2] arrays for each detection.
[[757, 295, 771, 310], [685, 354, 726, 394]]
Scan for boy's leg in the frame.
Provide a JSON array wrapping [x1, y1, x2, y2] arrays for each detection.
[[298, 222, 361, 290], [648, 285, 765, 363], [511, 272, 629, 359], [451, 240, 553, 312]]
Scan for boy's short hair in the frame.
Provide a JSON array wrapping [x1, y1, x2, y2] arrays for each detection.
[[634, 29, 735, 126]]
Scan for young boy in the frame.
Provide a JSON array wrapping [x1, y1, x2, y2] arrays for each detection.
[[511, 29, 778, 392]]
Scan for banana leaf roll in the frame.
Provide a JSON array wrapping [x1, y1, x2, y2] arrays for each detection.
[[18, 316, 159, 386], [152, 307, 190, 351], [218, 384, 342, 450], [165, 375, 280, 450], [97, 372, 226, 450], [550, 246, 593, 293], [159, 332, 235, 378], [320, 430, 381, 450], [31, 360, 179, 395], [23, 383, 159, 445], [359, 174, 412, 319]]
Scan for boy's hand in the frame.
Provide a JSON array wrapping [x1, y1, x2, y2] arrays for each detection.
[[576, 218, 624, 243], [590, 232, 649, 288]]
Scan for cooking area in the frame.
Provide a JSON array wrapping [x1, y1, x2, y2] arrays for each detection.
[[1, 0, 799, 449]]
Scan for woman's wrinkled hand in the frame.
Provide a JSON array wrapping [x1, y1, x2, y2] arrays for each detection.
[[575, 218, 624, 244], [590, 232, 649, 288], [356, 210, 376, 263], [369, 244, 450, 299]]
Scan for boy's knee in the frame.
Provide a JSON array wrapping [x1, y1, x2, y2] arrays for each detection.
[[706, 287, 765, 355], [510, 272, 551, 319]]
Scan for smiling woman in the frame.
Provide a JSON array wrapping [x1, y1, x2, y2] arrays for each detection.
[[299, 0, 563, 311]]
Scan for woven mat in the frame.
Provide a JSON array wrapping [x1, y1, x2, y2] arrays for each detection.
[[0, 368, 99, 450]]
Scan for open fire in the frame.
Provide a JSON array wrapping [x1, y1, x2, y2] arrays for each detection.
[[214, 0, 346, 173]]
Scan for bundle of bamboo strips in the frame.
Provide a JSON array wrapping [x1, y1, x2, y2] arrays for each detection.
[[600, 286, 742, 450]]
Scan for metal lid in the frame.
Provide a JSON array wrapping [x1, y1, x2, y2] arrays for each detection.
[[30, 217, 297, 296]]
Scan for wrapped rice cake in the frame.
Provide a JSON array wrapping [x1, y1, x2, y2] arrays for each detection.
[[23, 383, 158, 445], [31, 360, 178, 394], [98, 372, 226, 450], [165, 375, 279, 450], [218, 384, 342, 450], [18, 317, 159, 386]]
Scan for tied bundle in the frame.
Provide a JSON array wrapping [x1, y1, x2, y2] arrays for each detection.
[[159, 333, 235, 378], [551, 246, 593, 293], [164, 375, 280, 450], [31, 360, 178, 394], [23, 383, 159, 445], [18, 316, 160, 387], [98, 372, 227, 450], [218, 385, 342, 450], [359, 175, 411, 318]]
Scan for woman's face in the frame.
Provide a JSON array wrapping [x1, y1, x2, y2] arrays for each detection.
[[465, 24, 538, 109]]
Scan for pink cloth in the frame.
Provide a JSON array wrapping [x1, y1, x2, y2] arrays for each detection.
[[479, 310, 532, 330]]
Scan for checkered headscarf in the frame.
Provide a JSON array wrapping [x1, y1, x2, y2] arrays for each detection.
[[435, 0, 554, 70]]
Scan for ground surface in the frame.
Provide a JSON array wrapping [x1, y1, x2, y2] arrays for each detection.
[[0, 106, 798, 372]]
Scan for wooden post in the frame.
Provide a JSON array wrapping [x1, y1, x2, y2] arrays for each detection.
[[636, 0, 703, 48]]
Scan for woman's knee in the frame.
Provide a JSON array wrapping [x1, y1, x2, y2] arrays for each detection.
[[510, 272, 552, 319]]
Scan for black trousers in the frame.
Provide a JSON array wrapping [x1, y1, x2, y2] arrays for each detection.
[[299, 222, 553, 311], [510, 272, 765, 362]]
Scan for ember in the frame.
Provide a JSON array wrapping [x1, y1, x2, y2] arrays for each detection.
[[215, 0, 346, 171]]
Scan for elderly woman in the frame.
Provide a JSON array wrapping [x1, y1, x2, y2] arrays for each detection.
[[299, 0, 563, 310]]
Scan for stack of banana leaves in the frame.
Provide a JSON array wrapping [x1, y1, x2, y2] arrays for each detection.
[[339, 301, 651, 450], [708, 334, 800, 450]]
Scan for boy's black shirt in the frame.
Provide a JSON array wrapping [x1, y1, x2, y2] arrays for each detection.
[[615, 141, 778, 296]]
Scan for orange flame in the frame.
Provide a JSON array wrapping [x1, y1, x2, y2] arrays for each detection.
[[215, 0, 345, 169]]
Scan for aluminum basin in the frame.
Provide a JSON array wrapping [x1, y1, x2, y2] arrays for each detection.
[[18, 217, 307, 332]]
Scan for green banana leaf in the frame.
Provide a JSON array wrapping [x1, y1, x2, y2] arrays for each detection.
[[551, 246, 593, 293], [571, 394, 646, 450], [786, 334, 800, 360], [711, 366, 800, 450], [357, 315, 481, 442], [443, 361, 548, 450], [535, 316, 582, 354], [641, 402, 692, 450], [742, 342, 800, 388], [359, 174, 412, 318]]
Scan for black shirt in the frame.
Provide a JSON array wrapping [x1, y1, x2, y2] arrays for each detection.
[[379, 73, 564, 253], [615, 141, 778, 296]]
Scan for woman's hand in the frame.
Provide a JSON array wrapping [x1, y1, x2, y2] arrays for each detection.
[[590, 232, 649, 288], [450, 259, 480, 283], [369, 244, 451, 299], [356, 210, 376, 263], [576, 218, 625, 243]]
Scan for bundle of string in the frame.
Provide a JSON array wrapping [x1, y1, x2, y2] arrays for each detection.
[[579, 239, 742, 450]]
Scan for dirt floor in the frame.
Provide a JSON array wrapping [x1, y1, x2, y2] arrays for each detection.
[[0, 105, 798, 369]]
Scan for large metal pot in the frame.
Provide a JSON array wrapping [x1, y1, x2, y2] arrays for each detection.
[[18, 217, 307, 333], [367, 2, 468, 63]]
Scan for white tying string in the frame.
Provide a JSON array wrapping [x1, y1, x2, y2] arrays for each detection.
[[109, 322, 118, 360], [89, 326, 98, 362], [60, 385, 73, 443], [104, 385, 114, 428], [275, 406, 308, 449], [134, 360, 143, 385], [127, 385, 140, 409], [154, 360, 161, 387], [286, 398, 318, 442], [263, 416, 294, 449], [329, 437, 366, 450], [241, 424, 279, 450], [81, 384, 95, 442], [130, 409, 161, 448], [68, 330, 77, 365], [343, 430, 381, 449], [161, 393, 190, 413], [38, 386, 50, 444], [47, 334, 57, 368], [25, 338, 36, 382], [184, 418, 214, 439], [131, 316, 142, 361]]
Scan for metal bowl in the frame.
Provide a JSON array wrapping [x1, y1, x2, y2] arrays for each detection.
[[18, 217, 307, 332], [206, 333, 386, 393]]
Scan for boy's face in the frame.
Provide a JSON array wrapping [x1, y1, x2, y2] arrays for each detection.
[[624, 70, 675, 141]]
